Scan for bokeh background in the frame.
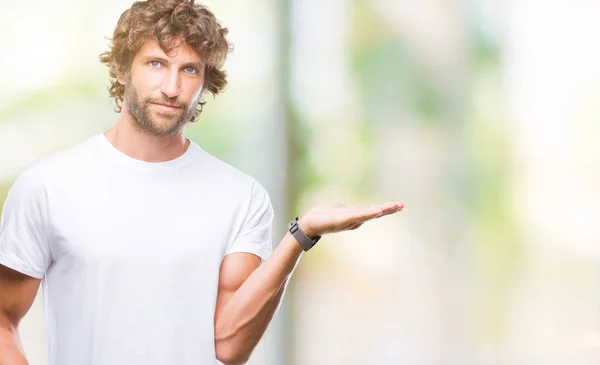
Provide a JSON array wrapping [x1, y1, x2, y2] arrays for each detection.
[[2, 0, 600, 364]]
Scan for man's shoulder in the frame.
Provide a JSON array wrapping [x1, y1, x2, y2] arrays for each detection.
[[4, 135, 100, 197], [31, 134, 101, 178], [192, 147, 266, 195]]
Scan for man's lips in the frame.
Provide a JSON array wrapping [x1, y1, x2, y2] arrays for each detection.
[[151, 102, 182, 109]]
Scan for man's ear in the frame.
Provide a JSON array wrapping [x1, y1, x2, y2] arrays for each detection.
[[117, 74, 128, 86], [115, 61, 129, 86]]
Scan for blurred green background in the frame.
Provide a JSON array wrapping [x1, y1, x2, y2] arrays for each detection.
[[2, 0, 600, 364]]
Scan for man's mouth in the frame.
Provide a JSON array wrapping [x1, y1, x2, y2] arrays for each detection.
[[151, 102, 182, 110]]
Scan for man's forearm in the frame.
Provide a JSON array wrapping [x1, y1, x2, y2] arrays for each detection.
[[214, 231, 304, 363], [0, 326, 28, 365]]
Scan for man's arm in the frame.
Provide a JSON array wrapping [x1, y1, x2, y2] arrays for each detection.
[[213, 201, 403, 365], [214, 231, 303, 365], [0, 264, 41, 365]]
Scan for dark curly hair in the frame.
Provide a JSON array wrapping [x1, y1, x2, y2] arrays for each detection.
[[99, 0, 231, 120]]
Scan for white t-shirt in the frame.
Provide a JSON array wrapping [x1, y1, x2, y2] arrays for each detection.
[[0, 133, 274, 365]]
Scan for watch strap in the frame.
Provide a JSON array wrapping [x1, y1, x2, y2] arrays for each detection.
[[288, 217, 321, 251]]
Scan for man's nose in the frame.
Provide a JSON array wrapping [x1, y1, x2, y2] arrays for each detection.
[[161, 69, 180, 99]]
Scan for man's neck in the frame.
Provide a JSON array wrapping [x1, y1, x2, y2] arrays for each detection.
[[104, 117, 189, 163]]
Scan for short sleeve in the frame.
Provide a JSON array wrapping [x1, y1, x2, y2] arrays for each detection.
[[0, 166, 52, 279], [225, 180, 274, 262]]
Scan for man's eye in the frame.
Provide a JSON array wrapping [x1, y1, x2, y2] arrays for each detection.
[[149, 61, 161, 68], [184, 67, 198, 74]]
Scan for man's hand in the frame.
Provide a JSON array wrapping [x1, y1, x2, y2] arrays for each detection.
[[298, 201, 404, 238]]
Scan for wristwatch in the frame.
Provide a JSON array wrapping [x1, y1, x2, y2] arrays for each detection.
[[288, 216, 321, 251]]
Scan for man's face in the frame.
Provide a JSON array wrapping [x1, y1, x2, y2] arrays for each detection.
[[119, 38, 205, 137]]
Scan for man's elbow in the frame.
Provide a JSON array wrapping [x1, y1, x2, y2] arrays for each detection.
[[215, 343, 251, 365]]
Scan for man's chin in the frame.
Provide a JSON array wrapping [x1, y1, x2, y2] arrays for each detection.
[[153, 121, 188, 137]]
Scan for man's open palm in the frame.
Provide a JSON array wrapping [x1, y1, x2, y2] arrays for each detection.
[[299, 201, 404, 237]]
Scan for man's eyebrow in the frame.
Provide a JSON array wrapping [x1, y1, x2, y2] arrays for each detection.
[[140, 55, 205, 69], [184, 61, 205, 69]]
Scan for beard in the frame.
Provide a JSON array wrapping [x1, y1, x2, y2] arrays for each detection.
[[124, 81, 199, 137]]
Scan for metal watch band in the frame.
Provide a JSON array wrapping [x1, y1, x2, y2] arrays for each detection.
[[288, 216, 321, 252]]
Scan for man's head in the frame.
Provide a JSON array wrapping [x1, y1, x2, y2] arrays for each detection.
[[99, 0, 231, 136]]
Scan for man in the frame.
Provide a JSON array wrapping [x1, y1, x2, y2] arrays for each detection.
[[0, 0, 403, 364]]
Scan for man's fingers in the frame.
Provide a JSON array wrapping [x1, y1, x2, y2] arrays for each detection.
[[348, 222, 363, 230], [344, 205, 383, 224], [364, 202, 402, 217], [328, 201, 403, 232], [351, 202, 403, 224], [379, 201, 403, 215]]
